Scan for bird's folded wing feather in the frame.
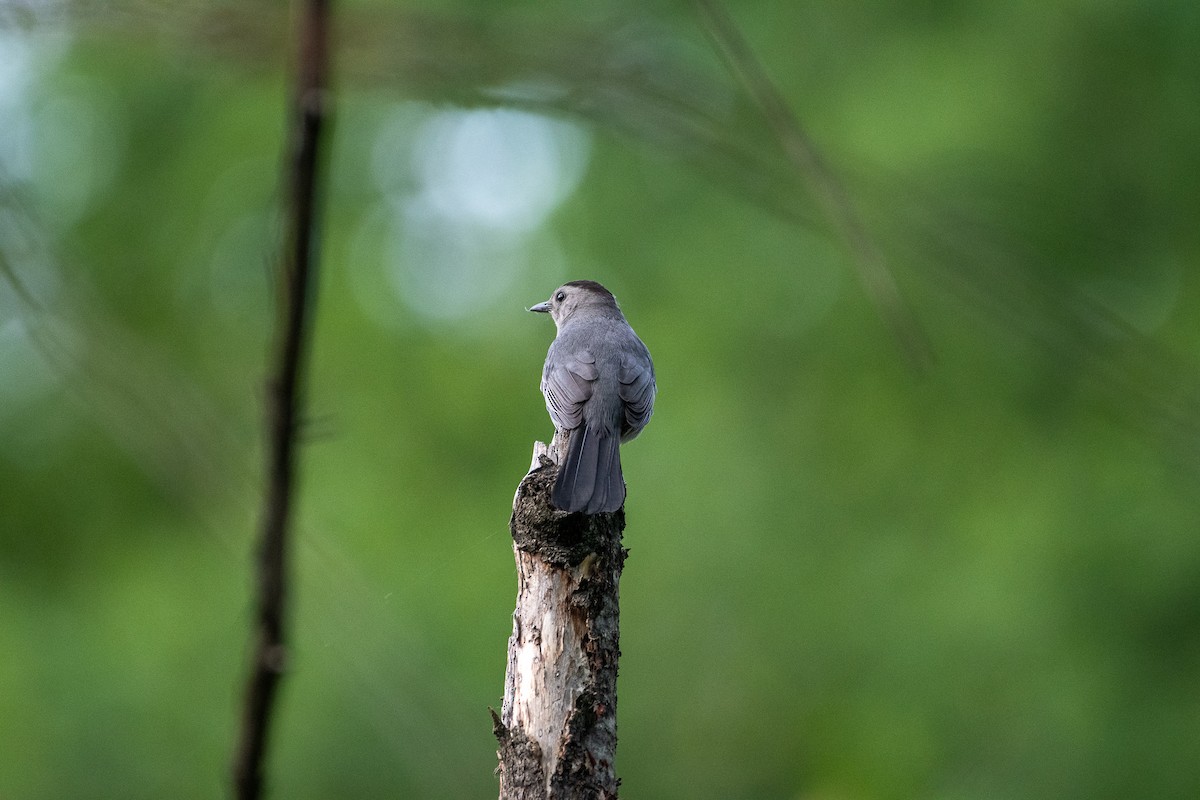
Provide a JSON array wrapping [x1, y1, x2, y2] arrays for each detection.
[[618, 355, 655, 436], [542, 350, 597, 430]]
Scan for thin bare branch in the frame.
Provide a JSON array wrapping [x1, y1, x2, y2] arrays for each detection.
[[231, 0, 332, 798], [694, 0, 932, 371]]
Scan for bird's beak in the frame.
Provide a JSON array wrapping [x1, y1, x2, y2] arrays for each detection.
[[528, 301, 551, 313]]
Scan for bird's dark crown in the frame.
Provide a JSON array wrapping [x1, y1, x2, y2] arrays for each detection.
[[562, 280, 615, 301]]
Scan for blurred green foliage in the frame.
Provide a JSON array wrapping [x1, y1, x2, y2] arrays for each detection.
[[2, 1, 1200, 798]]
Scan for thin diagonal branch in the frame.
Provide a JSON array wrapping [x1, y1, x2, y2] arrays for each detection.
[[695, 0, 932, 371], [231, 0, 332, 798]]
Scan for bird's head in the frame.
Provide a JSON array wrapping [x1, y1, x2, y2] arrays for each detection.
[[528, 280, 620, 328]]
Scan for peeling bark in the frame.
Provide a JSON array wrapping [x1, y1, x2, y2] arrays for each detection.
[[494, 441, 625, 800]]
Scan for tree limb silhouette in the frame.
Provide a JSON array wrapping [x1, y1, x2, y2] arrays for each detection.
[[231, 1, 332, 798]]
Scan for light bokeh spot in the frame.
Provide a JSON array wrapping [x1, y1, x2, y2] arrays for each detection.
[[354, 104, 591, 328]]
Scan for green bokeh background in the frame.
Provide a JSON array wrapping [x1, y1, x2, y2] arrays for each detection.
[[3, 2, 1199, 798]]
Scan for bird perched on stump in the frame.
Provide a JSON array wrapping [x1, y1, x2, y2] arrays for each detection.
[[529, 280, 656, 514]]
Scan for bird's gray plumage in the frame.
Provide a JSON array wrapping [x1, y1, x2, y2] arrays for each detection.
[[529, 280, 655, 513]]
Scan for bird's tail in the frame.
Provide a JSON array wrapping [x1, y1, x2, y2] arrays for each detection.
[[552, 422, 625, 514]]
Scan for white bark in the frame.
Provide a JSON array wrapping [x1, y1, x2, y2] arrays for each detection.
[[494, 440, 624, 800]]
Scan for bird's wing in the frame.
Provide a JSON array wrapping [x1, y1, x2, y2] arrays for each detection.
[[618, 354, 655, 438], [542, 349, 597, 430]]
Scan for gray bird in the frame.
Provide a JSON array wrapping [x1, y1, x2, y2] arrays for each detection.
[[529, 280, 656, 514]]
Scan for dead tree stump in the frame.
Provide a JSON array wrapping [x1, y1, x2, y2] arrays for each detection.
[[493, 441, 626, 800]]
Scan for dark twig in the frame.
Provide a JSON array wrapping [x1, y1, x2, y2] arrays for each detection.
[[231, 0, 332, 798], [695, 0, 932, 371]]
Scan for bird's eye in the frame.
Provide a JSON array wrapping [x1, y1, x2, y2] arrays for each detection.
[[555, 291, 566, 302]]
